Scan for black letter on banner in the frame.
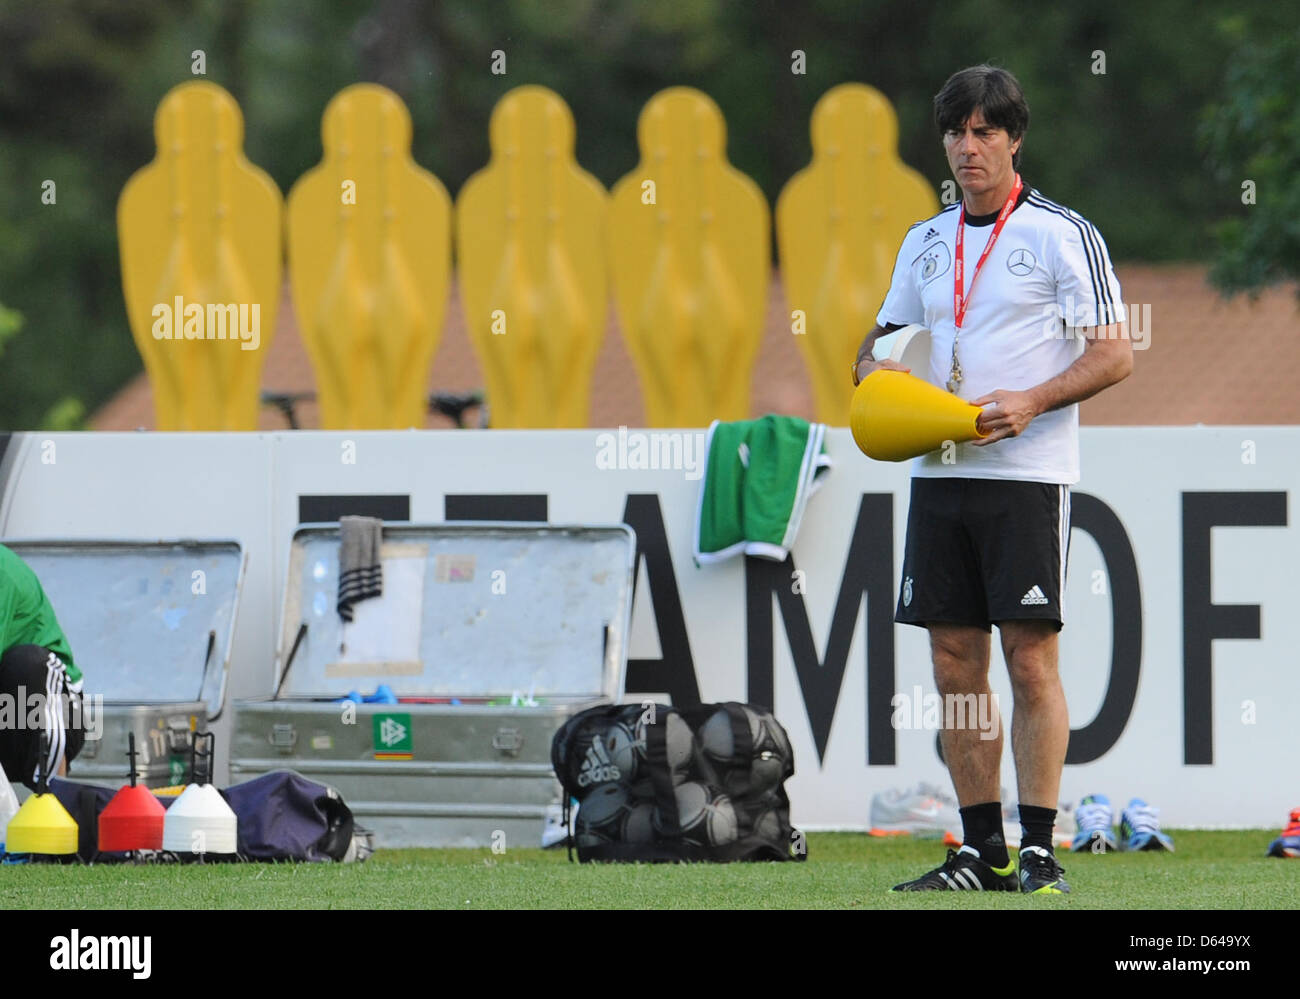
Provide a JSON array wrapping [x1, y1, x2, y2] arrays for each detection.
[[621, 494, 701, 706], [1182, 491, 1287, 765], [300, 494, 410, 522], [746, 494, 895, 765], [444, 494, 548, 521], [1062, 492, 1143, 763]]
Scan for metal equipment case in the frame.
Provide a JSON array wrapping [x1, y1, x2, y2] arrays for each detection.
[[231, 523, 635, 848], [6, 539, 247, 787]]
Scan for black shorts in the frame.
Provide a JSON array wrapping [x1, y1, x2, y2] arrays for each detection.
[[895, 478, 1071, 631], [0, 644, 86, 791]]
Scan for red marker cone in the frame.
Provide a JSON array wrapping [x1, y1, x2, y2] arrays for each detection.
[[98, 732, 165, 852]]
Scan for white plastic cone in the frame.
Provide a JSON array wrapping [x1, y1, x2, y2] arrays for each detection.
[[162, 784, 237, 855]]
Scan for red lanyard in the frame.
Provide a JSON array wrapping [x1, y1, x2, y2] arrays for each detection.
[[953, 173, 1022, 330]]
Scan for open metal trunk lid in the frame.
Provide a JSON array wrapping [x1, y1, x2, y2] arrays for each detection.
[[4, 539, 247, 717], [274, 523, 636, 701]]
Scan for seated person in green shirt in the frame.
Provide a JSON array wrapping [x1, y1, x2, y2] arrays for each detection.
[[0, 544, 85, 790]]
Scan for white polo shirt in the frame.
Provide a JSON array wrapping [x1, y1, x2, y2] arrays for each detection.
[[876, 187, 1125, 485]]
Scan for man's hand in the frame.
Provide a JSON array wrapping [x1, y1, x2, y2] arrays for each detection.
[[852, 322, 907, 385], [853, 357, 910, 385], [971, 388, 1041, 445]]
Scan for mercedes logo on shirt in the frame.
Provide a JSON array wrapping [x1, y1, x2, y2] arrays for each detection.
[[1006, 248, 1037, 276]]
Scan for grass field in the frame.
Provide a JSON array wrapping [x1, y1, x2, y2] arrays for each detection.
[[2, 831, 1296, 909]]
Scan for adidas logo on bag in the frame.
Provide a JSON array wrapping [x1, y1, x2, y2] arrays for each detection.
[[1020, 585, 1049, 606], [576, 736, 620, 787]]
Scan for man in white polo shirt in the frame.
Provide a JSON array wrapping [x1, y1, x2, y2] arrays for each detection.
[[853, 65, 1132, 894]]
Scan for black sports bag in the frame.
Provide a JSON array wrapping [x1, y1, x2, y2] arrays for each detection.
[[551, 701, 806, 863]]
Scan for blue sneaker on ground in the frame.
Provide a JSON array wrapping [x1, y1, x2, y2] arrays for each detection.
[[1071, 793, 1117, 853], [1119, 798, 1175, 852], [1266, 808, 1300, 858]]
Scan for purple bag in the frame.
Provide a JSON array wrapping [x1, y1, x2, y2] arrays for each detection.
[[46, 770, 356, 862]]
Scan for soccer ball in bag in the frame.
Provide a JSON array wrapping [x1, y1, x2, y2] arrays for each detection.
[[604, 721, 639, 784], [698, 705, 792, 796], [570, 718, 637, 791], [621, 801, 656, 845], [574, 784, 657, 848], [652, 780, 738, 847], [574, 783, 630, 848], [626, 710, 696, 785]]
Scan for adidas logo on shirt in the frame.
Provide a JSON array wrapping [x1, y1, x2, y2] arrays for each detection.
[[1021, 585, 1049, 606], [576, 736, 621, 787], [922, 227, 940, 242]]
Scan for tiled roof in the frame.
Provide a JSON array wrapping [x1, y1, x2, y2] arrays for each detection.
[[90, 264, 1299, 431]]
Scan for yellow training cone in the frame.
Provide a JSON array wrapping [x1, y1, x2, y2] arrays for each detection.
[[851, 370, 987, 461], [5, 793, 78, 856]]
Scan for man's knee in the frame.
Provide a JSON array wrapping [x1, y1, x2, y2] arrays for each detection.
[[1001, 622, 1060, 702], [0, 644, 83, 786], [929, 625, 990, 693], [0, 643, 56, 680]]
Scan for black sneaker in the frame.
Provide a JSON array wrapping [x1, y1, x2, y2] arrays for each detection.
[[1018, 845, 1071, 894], [890, 846, 1018, 892]]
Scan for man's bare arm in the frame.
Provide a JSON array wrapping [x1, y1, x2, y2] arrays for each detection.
[[972, 324, 1133, 445], [852, 322, 906, 384], [1029, 325, 1133, 413]]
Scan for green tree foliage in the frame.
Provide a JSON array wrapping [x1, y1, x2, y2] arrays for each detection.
[[0, 302, 21, 350], [1200, 19, 1300, 297], [0, 0, 1295, 429], [0, 0, 188, 431]]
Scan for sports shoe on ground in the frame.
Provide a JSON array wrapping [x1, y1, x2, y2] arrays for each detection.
[[1018, 845, 1071, 894], [1000, 794, 1021, 848], [1266, 808, 1300, 858], [890, 845, 1018, 892], [342, 826, 375, 863], [870, 782, 961, 841], [541, 799, 577, 849], [1053, 801, 1077, 847], [1118, 798, 1175, 852], [1071, 793, 1117, 853]]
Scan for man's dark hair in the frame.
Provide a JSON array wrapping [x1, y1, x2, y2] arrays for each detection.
[[934, 65, 1030, 170]]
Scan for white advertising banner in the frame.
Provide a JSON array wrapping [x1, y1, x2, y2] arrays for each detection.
[[0, 427, 1293, 827]]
